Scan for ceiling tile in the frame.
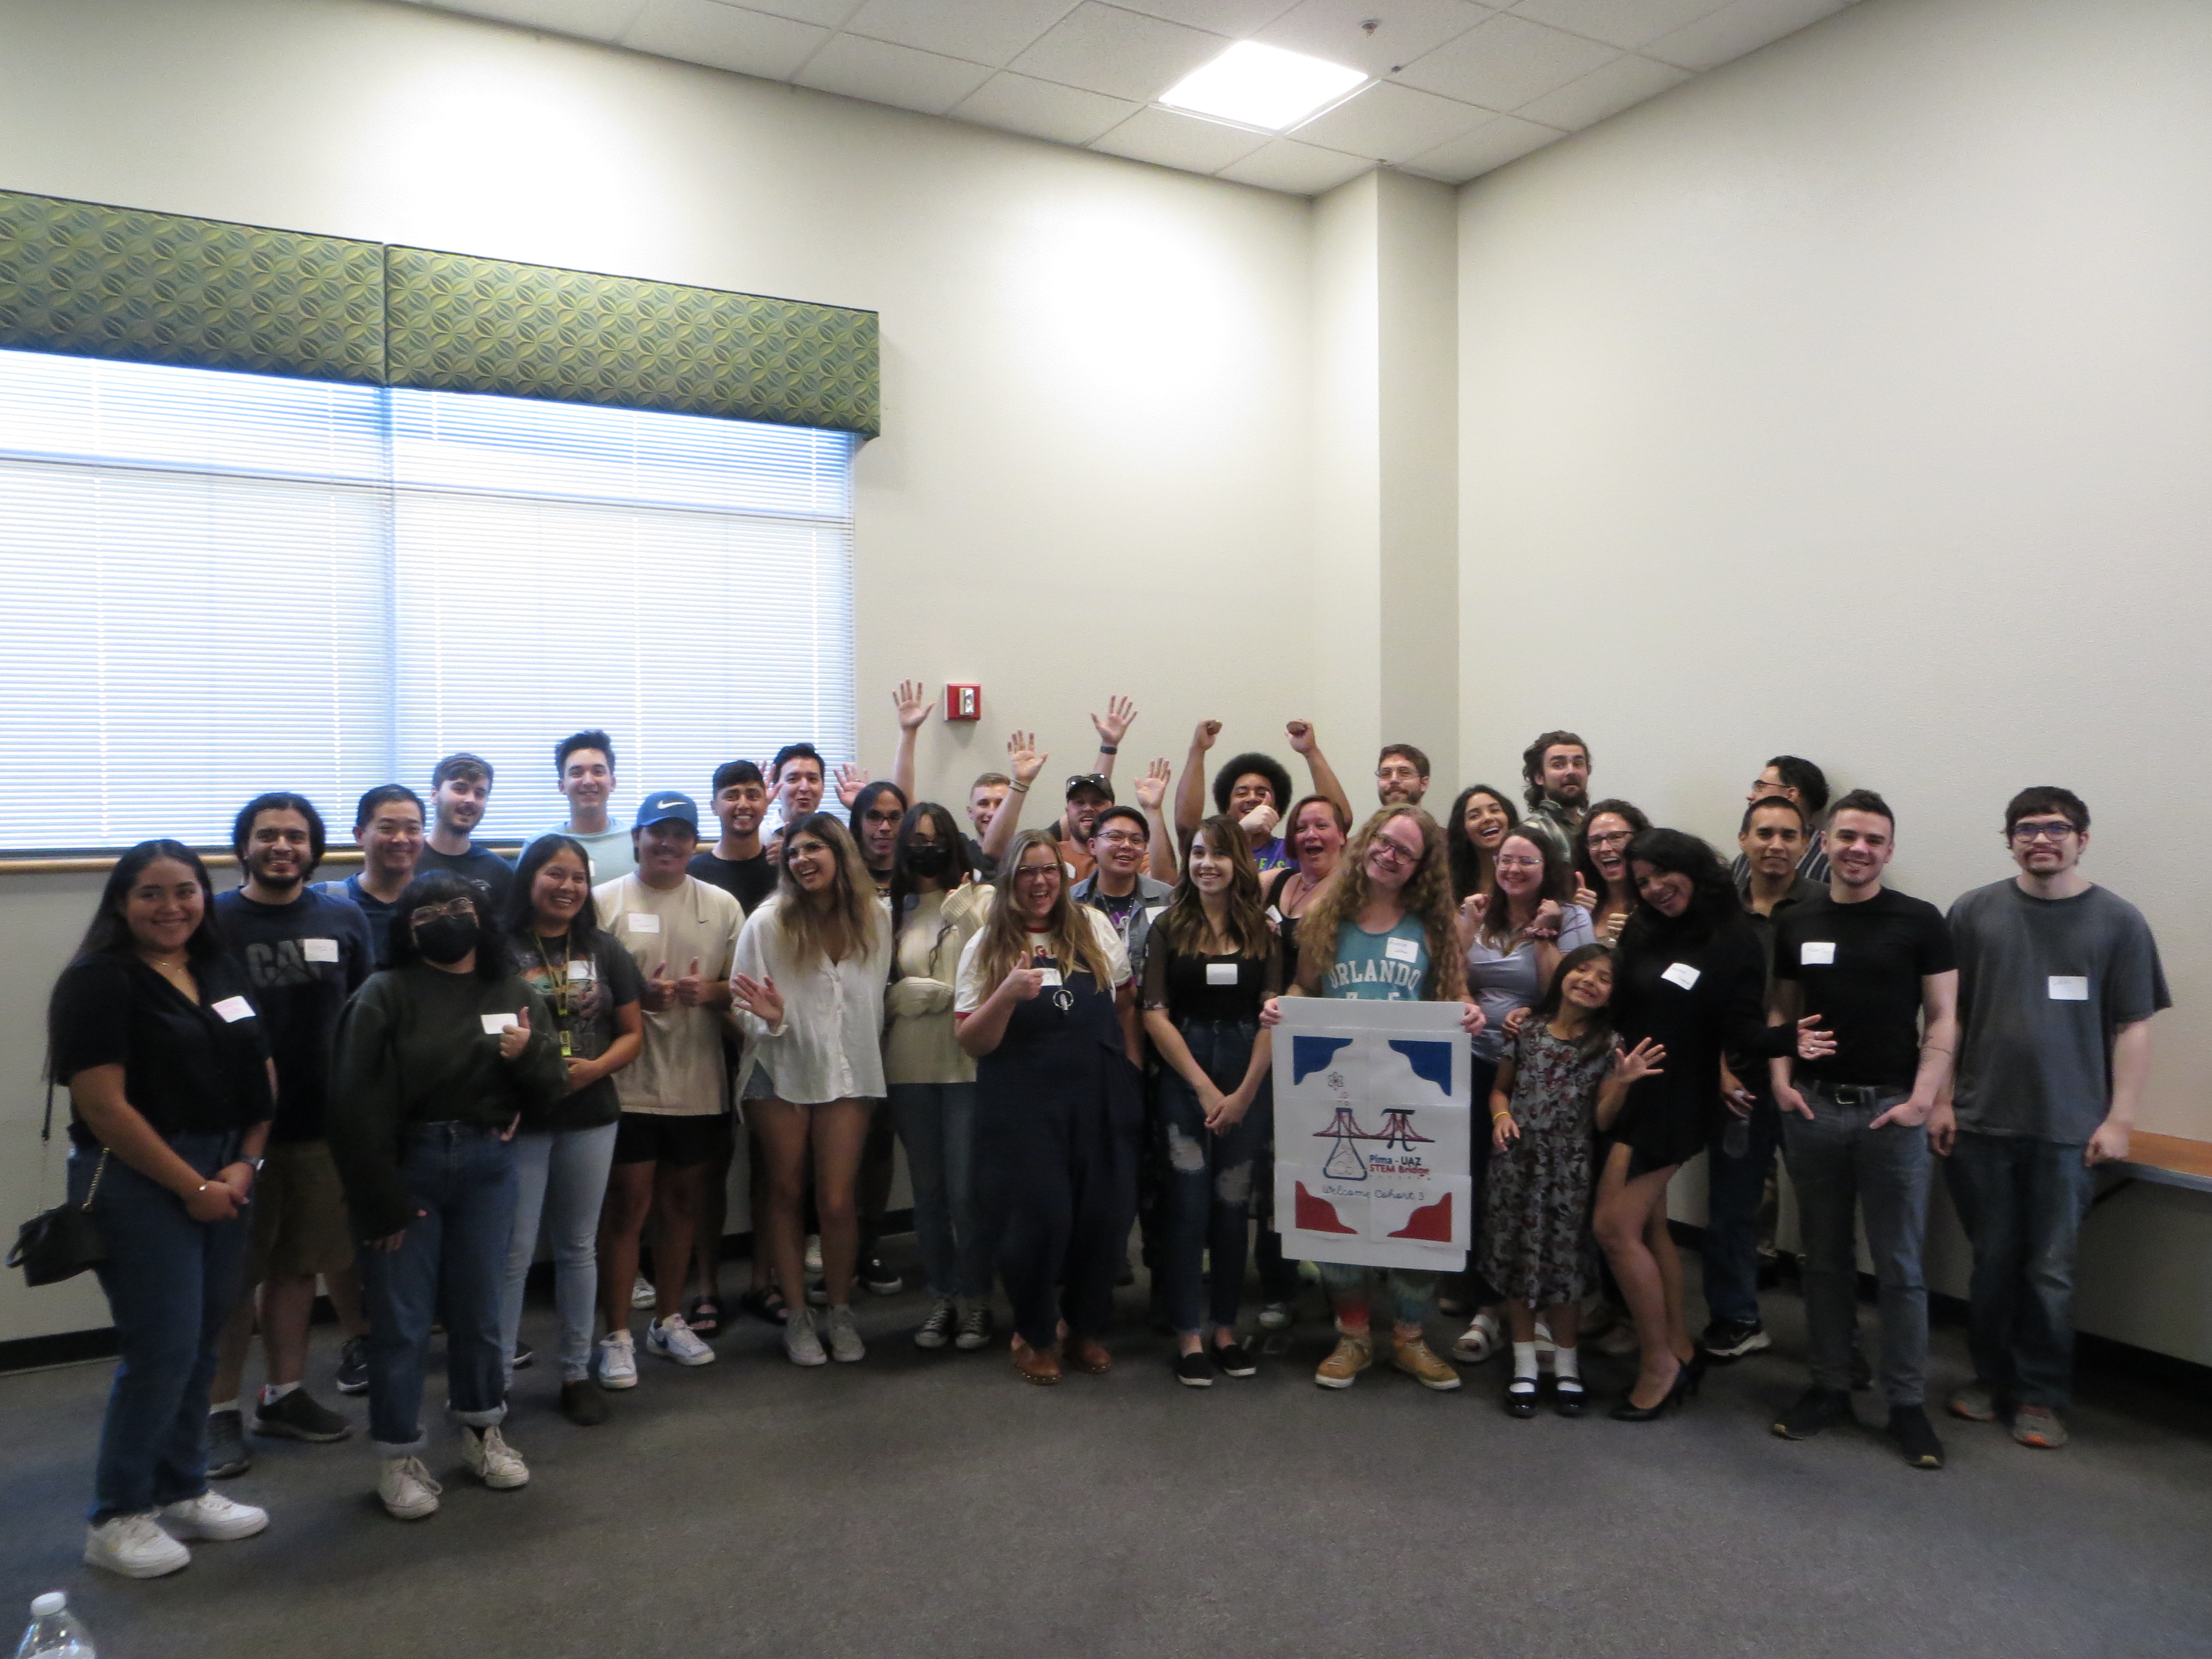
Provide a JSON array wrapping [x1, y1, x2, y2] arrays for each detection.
[[948, 71, 1141, 144], [734, 0, 862, 23], [840, 0, 1081, 68], [621, 0, 828, 77], [1512, 50, 1688, 128], [1641, 0, 1848, 71], [1394, 11, 1617, 110], [423, 0, 649, 39], [1400, 111, 1561, 179], [796, 33, 996, 113], [1089, 106, 1270, 172], [1255, 0, 1493, 79], [1011, 2, 1229, 102], [1110, 0, 1302, 32], [1216, 136, 1373, 194], [1290, 80, 1488, 160], [1505, 0, 1726, 52]]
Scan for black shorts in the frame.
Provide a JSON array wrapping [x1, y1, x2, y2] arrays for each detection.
[[612, 1112, 722, 1169]]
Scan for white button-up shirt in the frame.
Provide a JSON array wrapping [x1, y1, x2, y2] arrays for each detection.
[[730, 895, 892, 1105]]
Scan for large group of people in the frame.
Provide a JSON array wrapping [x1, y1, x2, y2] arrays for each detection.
[[44, 700, 2167, 1579]]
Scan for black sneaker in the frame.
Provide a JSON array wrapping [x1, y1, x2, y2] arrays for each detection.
[[512, 1341, 535, 1371], [1700, 1318, 1771, 1361], [559, 1380, 609, 1427], [1888, 1405, 1946, 1469], [859, 1256, 903, 1297], [1211, 1338, 1257, 1378], [1175, 1351, 1213, 1388], [253, 1388, 353, 1443], [1772, 1385, 1854, 1440], [335, 1336, 370, 1395], [205, 1408, 250, 1478]]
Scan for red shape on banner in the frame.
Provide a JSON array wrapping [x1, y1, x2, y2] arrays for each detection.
[[1387, 1191, 1453, 1242], [1294, 1182, 1358, 1234]]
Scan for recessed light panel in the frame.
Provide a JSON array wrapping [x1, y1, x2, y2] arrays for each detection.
[[1157, 40, 1368, 134]]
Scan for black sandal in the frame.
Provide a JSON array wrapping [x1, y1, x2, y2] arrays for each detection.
[[684, 1295, 721, 1335], [735, 1287, 788, 1326]]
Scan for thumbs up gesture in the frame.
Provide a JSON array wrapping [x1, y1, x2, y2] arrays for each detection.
[[674, 957, 707, 1007], [498, 1006, 533, 1061]]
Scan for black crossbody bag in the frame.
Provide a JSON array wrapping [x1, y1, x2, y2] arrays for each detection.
[[7, 1072, 109, 1287]]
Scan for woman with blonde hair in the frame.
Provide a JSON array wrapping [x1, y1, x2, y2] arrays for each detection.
[[956, 829, 1142, 1385], [1262, 807, 1485, 1393], [730, 813, 893, 1367]]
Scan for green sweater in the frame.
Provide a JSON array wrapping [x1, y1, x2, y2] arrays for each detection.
[[328, 963, 567, 1239]]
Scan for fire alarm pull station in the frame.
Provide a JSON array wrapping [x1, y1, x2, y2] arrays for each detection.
[[945, 684, 982, 722]]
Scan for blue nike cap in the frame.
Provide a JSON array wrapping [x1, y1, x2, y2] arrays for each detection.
[[633, 790, 700, 832]]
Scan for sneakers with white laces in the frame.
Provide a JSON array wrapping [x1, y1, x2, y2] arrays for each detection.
[[825, 1305, 865, 1363], [914, 1298, 956, 1349], [463, 1426, 530, 1489], [84, 1511, 191, 1578], [645, 1313, 717, 1366], [784, 1306, 827, 1366], [596, 1329, 639, 1389], [378, 1455, 442, 1520], [629, 1274, 656, 1310], [158, 1491, 269, 1541], [954, 1304, 994, 1352]]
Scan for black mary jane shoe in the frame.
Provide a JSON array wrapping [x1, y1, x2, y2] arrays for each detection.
[[1503, 1379, 1540, 1419], [1552, 1378, 1588, 1418]]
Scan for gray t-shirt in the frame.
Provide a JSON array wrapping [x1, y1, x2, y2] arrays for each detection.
[[1948, 879, 2169, 1142], [1464, 904, 1597, 1062]]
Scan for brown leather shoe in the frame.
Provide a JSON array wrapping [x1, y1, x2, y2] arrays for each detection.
[[1011, 1335, 1060, 1386], [1066, 1335, 1113, 1375]]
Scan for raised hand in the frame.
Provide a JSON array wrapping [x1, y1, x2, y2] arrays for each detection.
[[893, 680, 932, 731], [833, 762, 869, 807], [1239, 802, 1280, 838], [732, 972, 784, 1027], [1571, 876, 1599, 912], [1611, 1037, 1666, 1086], [1134, 758, 1171, 812], [1005, 731, 1047, 789], [1285, 719, 1316, 754], [1092, 695, 1137, 748], [498, 1006, 532, 1061], [1191, 718, 1222, 754], [1456, 893, 1488, 951]]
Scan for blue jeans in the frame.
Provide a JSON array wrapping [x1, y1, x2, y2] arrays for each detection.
[[1702, 1092, 1782, 1327], [75, 1133, 249, 1523], [1156, 1018, 1273, 1336], [359, 1123, 517, 1453], [502, 1121, 618, 1385], [1317, 1264, 1438, 1329], [887, 1082, 990, 1302], [1944, 1130, 2098, 1409]]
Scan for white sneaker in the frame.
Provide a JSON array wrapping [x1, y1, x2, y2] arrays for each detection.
[[629, 1274, 656, 1310], [463, 1426, 529, 1490], [596, 1330, 638, 1389], [804, 1234, 824, 1275], [84, 1511, 191, 1578], [784, 1306, 827, 1367], [378, 1455, 442, 1520], [1257, 1302, 1292, 1331], [646, 1313, 717, 1367], [825, 1305, 865, 1364], [1451, 1309, 1504, 1363], [158, 1491, 269, 1541]]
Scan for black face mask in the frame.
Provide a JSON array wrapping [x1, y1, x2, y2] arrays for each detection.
[[415, 916, 477, 964], [903, 844, 951, 879]]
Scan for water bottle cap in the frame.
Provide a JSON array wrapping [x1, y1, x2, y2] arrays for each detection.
[[30, 1592, 65, 1617]]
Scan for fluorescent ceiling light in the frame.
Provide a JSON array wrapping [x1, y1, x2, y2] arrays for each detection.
[[1157, 40, 1368, 133]]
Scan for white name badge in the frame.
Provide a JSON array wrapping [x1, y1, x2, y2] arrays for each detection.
[[567, 959, 595, 982], [1266, 905, 1282, 924], [1661, 962, 1702, 990], [481, 1013, 520, 1035], [1799, 942, 1836, 966], [1384, 935, 1420, 964], [625, 913, 660, 935], [1036, 968, 1064, 988], [211, 995, 254, 1023], [1206, 962, 1240, 985], [2048, 975, 2090, 1001], [1145, 906, 1168, 924], [302, 937, 340, 964]]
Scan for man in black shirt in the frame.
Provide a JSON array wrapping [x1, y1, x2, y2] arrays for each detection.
[[315, 785, 424, 968], [1768, 789, 1959, 1468], [416, 752, 513, 910], [687, 760, 778, 912]]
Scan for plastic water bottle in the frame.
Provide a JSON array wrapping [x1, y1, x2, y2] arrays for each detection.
[[15, 1593, 94, 1658]]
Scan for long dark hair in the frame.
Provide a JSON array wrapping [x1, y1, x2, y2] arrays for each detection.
[[1527, 941, 1618, 1063], [1573, 797, 1651, 896], [1618, 828, 1740, 953], [504, 834, 606, 942], [848, 780, 910, 864], [1446, 785, 1519, 903], [888, 802, 974, 942], [386, 870, 512, 982], [71, 839, 225, 966], [1477, 826, 1575, 952], [1156, 815, 1272, 959]]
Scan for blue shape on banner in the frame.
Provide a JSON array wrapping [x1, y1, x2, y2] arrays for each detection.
[[1388, 1039, 1454, 1093], [1292, 1035, 1355, 1084]]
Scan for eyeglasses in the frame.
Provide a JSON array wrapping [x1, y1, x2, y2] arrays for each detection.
[[1093, 831, 1144, 847], [1375, 766, 1421, 781], [1587, 831, 1633, 848], [409, 899, 477, 925], [2011, 821, 2079, 843], [1015, 865, 1061, 881], [1369, 838, 1423, 866], [1494, 855, 1543, 871]]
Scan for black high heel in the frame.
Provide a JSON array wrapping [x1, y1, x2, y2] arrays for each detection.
[[1610, 1355, 1694, 1421]]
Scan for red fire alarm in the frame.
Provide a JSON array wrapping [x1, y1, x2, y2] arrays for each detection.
[[945, 684, 982, 722]]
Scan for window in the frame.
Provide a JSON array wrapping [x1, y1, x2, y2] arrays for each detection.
[[0, 348, 857, 853]]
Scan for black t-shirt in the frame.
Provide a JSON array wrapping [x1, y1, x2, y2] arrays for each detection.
[[417, 842, 515, 910], [1775, 887, 1957, 1090], [316, 874, 404, 968], [1142, 934, 1284, 1024], [49, 954, 275, 1151], [508, 927, 646, 1130], [686, 848, 778, 914], [214, 887, 375, 1142], [962, 834, 999, 883]]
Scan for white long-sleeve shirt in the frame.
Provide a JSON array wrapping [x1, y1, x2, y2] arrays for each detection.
[[729, 895, 893, 1105]]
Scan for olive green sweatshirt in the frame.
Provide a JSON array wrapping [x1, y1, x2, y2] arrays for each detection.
[[327, 963, 567, 1239]]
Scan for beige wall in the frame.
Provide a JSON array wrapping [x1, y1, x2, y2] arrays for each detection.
[[1457, 0, 2212, 1361]]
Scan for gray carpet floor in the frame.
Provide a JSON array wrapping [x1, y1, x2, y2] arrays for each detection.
[[2, 1247, 2208, 1659]]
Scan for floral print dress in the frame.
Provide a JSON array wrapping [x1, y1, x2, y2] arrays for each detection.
[[1479, 1022, 1610, 1310]]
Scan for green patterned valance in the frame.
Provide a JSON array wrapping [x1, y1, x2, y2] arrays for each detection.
[[0, 191, 879, 436], [385, 248, 878, 436], [0, 190, 384, 384]]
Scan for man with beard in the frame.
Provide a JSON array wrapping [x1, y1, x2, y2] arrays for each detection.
[[206, 794, 375, 1477], [546, 729, 634, 884], [1374, 742, 1431, 808], [687, 760, 778, 912], [1731, 755, 1833, 889], [1520, 730, 1592, 859], [417, 752, 513, 910], [316, 785, 425, 968]]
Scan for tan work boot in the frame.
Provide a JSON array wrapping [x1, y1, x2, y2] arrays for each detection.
[[1314, 1328, 1374, 1390], [1392, 1331, 1463, 1391]]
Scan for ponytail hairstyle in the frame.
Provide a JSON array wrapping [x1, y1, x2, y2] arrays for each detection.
[[972, 828, 1116, 992]]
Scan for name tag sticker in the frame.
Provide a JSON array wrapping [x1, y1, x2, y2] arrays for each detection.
[[1266, 905, 1282, 924], [1384, 936, 1420, 964], [302, 937, 340, 964], [567, 959, 594, 982], [1206, 962, 1240, 985], [1145, 906, 1168, 923], [2048, 975, 2090, 1001], [481, 1013, 519, 1035], [1661, 962, 1702, 990], [211, 995, 254, 1024], [1036, 968, 1064, 989], [1799, 942, 1836, 966], [625, 913, 660, 935]]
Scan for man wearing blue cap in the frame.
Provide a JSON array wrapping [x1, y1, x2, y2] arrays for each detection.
[[589, 791, 746, 1382]]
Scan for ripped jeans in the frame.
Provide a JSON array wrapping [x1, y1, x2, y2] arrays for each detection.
[[1156, 1017, 1274, 1336]]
